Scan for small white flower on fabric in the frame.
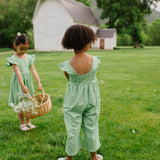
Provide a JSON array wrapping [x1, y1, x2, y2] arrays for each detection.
[[132, 129, 136, 133]]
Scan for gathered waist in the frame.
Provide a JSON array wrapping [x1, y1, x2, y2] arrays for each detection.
[[13, 72, 30, 75], [68, 79, 98, 86]]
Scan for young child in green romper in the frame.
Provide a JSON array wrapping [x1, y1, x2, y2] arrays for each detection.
[[59, 25, 103, 160], [6, 33, 43, 131]]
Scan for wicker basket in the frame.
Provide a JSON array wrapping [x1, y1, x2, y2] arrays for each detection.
[[21, 89, 52, 119]]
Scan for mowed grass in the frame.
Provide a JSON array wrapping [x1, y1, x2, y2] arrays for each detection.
[[0, 47, 160, 160]]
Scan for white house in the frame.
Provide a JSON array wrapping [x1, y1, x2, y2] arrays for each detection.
[[32, 0, 117, 51], [96, 29, 117, 50]]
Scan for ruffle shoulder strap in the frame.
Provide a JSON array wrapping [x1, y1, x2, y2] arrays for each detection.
[[92, 56, 101, 71], [59, 60, 75, 74], [29, 54, 35, 66], [6, 55, 18, 66]]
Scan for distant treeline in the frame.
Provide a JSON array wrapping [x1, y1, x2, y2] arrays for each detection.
[[118, 19, 160, 46]]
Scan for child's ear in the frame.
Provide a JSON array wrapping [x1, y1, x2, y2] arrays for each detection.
[[13, 43, 16, 51]]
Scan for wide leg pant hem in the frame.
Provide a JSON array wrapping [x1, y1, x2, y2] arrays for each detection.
[[65, 146, 82, 156], [85, 143, 101, 153]]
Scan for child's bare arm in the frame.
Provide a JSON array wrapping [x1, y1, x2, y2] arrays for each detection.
[[12, 64, 29, 93], [64, 71, 69, 81], [30, 64, 42, 90]]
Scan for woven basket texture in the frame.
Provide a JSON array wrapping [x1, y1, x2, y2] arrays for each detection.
[[21, 94, 52, 119]]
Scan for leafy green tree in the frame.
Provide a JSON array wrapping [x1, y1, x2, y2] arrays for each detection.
[[96, 0, 160, 48], [76, 0, 91, 7], [146, 19, 160, 45], [0, 0, 36, 48]]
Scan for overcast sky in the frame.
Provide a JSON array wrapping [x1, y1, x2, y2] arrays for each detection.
[[153, 2, 160, 12]]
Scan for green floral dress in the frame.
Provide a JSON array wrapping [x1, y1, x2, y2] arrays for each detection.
[[59, 56, 101, 156], [6, 54, 35, 107]]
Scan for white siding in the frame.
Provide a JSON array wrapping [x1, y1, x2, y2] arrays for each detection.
[[33, 0, 73, 51]]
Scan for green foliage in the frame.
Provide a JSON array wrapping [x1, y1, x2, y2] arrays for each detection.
[[0, 0, 36, 48], [147, 19, 160, 45], [96, 0, 159, 47], [76, 0, 91, 7], [99, 24, 106, 29], [117, 34, 133, 46], [27, 29, 34, 49]]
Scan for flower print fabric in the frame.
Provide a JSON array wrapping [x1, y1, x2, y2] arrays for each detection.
[[59, 56, 101, 156]]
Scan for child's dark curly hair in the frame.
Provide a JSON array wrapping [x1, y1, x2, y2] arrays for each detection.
[[13, 33, 30, 51], [61, 24, 97, 51]]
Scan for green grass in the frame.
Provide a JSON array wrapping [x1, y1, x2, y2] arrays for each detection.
[[1, 47, 160, 160], [0, 48, 13, 52]]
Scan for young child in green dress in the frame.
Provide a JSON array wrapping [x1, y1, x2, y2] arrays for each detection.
[[7, 33, 43, 131], [59, 25, 103, 160]]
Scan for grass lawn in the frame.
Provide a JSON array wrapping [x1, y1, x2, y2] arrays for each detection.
[[0, 47, 160, 160], [0, 48, 13, 52]]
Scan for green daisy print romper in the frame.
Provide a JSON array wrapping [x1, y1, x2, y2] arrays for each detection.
[[6, 54, 35, 107], [59, 56, 101, 156]]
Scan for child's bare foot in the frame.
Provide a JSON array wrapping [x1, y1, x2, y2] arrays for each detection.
[[26, 122, 36, 130], [20, 124, 30, 131]]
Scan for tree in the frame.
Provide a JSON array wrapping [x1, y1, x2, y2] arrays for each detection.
[[0, 0, 36, 48], [96, 0, 160, 48], [76, 0, 91, 7], [147, 19, 160, 45]]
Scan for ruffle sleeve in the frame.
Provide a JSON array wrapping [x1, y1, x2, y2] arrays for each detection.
[[29, 54, 35, 66], [59, 61, 75, 74], [92, 56, 101, 71], [96, 56, 101, 64], [6, 56, 18, 66]]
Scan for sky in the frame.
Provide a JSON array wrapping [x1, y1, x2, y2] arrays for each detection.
[[153, 2, 160, 12]]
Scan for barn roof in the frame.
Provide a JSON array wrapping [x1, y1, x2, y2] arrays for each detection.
[[61, 0, 99, 26], [32, 0, 99, 26], [96, 29, 117, 38]]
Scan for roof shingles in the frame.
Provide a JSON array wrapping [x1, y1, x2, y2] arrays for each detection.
[[61, 0, 99, 26]]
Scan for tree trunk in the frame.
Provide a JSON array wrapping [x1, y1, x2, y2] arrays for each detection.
[[134, 41, 141, 48]]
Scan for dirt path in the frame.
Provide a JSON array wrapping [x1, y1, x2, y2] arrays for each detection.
[[0, 51, 13, 55]]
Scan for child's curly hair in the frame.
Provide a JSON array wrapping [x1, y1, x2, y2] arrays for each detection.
[[13, 33, 30, 51], [61, 24, 97, 51]]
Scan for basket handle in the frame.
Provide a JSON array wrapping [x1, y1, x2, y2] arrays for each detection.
[[27, 93, 36, 106], [34, 89, 45, 104]]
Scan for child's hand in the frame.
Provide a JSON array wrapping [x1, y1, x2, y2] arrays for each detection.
[[22, 85, 29, 94], [38, 83, 43, 90]]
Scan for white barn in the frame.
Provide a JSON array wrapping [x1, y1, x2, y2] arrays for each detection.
[[32, 0, 117, 51]]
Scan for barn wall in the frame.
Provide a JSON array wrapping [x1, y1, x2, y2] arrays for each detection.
[[33, 0, 73, 51], [104, 38, 114, 50]]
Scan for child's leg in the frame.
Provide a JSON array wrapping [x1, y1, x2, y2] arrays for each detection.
[[91, 151, 97, 160], [91, 152, 103, 160], [82, 105, 100, 153], [64, 110, 82, 156], [18, 113, 30, 131], [18, 113, 25, 125], [26, 118, 30, 124], [26, 118, 36, 129], [67, 155, 73, 160]]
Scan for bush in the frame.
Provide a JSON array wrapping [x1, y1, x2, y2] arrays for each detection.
[[146, 19, 160, 45], [27, 29, 34, 49], [117, 33, 133, 46]]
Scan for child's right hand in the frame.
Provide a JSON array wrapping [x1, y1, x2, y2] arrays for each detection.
[[22, 85, 29, 94]]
